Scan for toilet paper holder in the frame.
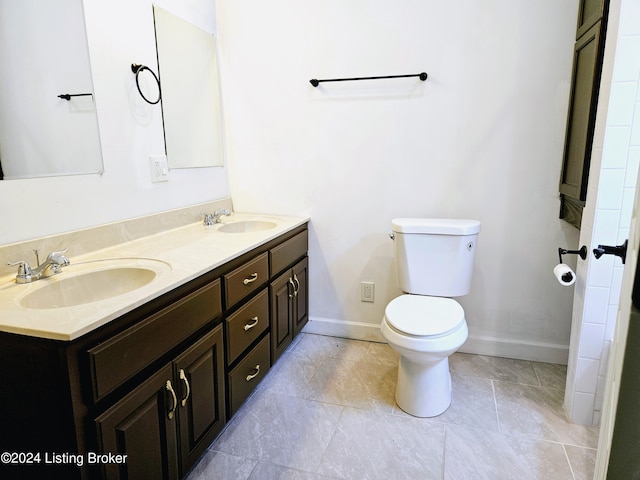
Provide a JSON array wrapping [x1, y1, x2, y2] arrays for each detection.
[[558, 246, 588, 264]]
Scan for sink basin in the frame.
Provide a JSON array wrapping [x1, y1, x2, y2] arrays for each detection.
[[217, 220, 277, 233], [20, 258, 170, 309]]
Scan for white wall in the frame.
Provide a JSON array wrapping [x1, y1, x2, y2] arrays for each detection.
[[565, 0, 640, 426], [0, 0, 229, 245], [217, 0, 581, 362]]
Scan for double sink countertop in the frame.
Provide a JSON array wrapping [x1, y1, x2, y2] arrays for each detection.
[[0, 213, 309, 341]]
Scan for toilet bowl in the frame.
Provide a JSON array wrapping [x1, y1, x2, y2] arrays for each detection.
[[381, 294, 468, 417], [380, 218, 480, 418]]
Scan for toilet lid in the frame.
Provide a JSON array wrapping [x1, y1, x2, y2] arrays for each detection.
[[385, 295, 465, 337]]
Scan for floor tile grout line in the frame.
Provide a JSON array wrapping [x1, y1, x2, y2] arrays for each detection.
[[561, 443, 578, 480], [491, 379, 502, 434]]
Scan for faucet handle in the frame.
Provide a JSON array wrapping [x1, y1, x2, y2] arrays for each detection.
[[7, 261, 33, 283], [48, 249, 70, 266], [203, 213, 215, 226]]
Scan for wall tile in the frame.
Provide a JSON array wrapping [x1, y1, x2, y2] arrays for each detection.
[[578, 323, 606, 358], [612, 36, 640, 82], [596, 168, 625, 209], [631, 104, 640, 142], [602, 126, 631, 168], [583, 286, 610, 324], [626, 147, 640, 185], [607, 82, 636, 125], [572, 392, 597, 425], [593, 209, 622, 244], [609, 266, 624, 305], [605, 305, 619, 341], [575, 358, 600, 393]]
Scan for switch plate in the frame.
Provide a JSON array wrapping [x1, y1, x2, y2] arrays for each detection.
[[150, 155, 169, 183], [361, 281, 375, 303]]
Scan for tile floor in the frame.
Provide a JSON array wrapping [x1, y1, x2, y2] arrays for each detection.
[[186, 333, 599, 480]]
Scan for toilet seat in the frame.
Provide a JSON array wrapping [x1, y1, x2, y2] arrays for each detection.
[[385, 295, 464, 337]]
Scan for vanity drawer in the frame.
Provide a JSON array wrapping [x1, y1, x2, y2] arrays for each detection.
[[270, 230, 308, 276], [226, 289, 269, 364], [88, 279, 222, 401], [224, 252, 269, 309], [228, 334, 270, 416]]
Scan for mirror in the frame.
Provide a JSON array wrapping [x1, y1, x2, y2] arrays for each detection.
[[0, 0, 103, 180], [153, 6, 224, 169]]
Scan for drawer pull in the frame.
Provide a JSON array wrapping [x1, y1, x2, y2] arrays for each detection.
[[288, 277, 295, 298], [244, 316, 259, 331], [166, 380, 177, 420], [245, 364, 261, 382], [292, 274, 300, 297], [179, 369, 191, 407], [243, 273, 259, 285]]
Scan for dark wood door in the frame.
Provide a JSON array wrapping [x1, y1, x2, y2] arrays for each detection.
[[96, 364, 179, 480], [270, 270, 294, 363], [173, 325, 225, 475], [292, 257, 309, 337], [559, 19, 605, 228]]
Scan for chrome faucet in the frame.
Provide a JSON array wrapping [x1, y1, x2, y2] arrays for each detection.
[[203, 209, 232, 226], [8, 249, 70, 284]]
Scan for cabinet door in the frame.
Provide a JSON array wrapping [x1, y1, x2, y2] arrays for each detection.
[[576, 0, 607, 38], [96, 364, 179, 480], [292, 257, 309, 337], [270, 270, 294, 363], [559, 21, 603, 227], [173, 325, 226, 476]]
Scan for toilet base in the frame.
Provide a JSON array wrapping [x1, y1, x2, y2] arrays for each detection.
[[395, 356, 452, 417]]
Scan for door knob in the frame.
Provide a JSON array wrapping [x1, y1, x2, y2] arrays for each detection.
[[593, 240, 628, 264]]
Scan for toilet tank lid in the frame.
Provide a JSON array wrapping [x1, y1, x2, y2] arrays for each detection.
[[391, 218, 481, 235]]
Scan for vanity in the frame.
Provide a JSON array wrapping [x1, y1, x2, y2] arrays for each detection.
[[0, 212, 309, 480]]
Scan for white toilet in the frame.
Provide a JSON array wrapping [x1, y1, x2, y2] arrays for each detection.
[[381, 218, 480, 417]]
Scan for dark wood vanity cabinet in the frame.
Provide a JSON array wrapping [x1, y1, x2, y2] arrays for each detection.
[[224, 227, 309, 414], [270, 257, 309, 363], [96, 325, 225, 480], [0, 222, 308, 480]]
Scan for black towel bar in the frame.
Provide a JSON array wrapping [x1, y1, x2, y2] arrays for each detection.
[[310, 72, 427, 87], [57, 93, 93, 101]]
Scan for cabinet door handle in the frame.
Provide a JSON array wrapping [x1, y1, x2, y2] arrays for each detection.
[[288, 277, 295, 298], [292, 274, 300, 297], [243, 273, 258, 285], [179, 369, 190, 407], [244, 316, 259, 331], [165, 380, 177, 420], [245, 364, 261, 382]]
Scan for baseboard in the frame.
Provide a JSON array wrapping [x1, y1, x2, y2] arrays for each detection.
[[303, 316, 385, 342], [460, 335, 569, 364], [303, 316, 569, 365]]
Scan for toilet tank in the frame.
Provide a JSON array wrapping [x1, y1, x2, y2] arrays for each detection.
[[391, 218, 481, 297]]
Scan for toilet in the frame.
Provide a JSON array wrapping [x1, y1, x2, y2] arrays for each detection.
[[381, 218, 481, 417]]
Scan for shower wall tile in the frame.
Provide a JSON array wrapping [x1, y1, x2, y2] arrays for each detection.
[[578, 323, 606, 359], [571, 392, 596, 426], [596, 169, 625, 209], [583, 286, 611, 323], [607, 82, 636, 125], [601, 126, 630, 168], [575, 358, 600, 394]]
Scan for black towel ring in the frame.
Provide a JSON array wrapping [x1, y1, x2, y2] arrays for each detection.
[[131, 64, 161, 104]]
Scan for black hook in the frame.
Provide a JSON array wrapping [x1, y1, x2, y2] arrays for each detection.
[[593, 240, 628, 264]]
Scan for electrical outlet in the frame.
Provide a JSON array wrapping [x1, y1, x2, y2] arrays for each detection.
[[150, 155, 169, 183], [361, 281, 375, 303]]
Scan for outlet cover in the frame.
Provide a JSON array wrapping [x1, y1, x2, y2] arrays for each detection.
[[150, 155, 169, 183], [361, 281, 375, 303]]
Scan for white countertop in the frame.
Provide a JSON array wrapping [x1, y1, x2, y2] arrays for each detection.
[[0, 213, 309, 341]]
